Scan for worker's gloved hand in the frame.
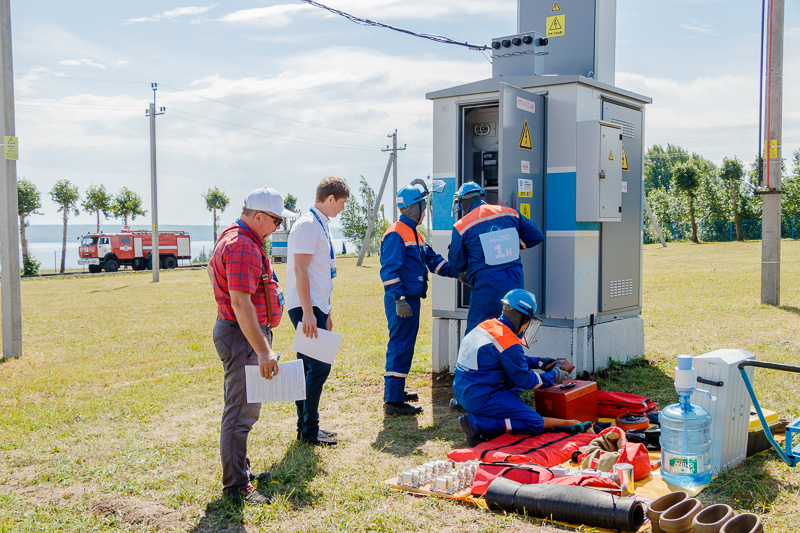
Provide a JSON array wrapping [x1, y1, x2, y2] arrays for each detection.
[[395, 298, 413, 317], [538, 357, 558, 371], [552, 367, 569, 384], [457, 271, 472, 288]]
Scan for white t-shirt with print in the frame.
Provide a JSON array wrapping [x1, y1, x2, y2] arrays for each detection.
[[284, 206, 335, 314]]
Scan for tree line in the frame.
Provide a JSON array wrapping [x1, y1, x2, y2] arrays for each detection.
[[15, 181, 303, 275], [17, 180, 148, 275], [644, 145, 800, 243]]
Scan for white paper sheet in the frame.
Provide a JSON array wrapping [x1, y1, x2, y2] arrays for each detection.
[[291, 325, 342, 365], [245, 359, 306, 403]]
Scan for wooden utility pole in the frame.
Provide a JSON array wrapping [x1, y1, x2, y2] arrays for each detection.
[[0, 0, 22, 359], [761, 0, 784, 305]]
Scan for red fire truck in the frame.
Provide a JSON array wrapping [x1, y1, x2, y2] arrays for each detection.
[[78, 228, 192, 273]]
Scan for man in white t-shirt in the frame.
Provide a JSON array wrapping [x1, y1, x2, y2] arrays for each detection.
[[285, 176, 349, 446]]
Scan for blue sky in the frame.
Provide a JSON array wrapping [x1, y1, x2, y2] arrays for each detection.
[[9, 0, 800, 226]]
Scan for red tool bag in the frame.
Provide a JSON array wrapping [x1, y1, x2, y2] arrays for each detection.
[[597, 390, 658, 418], [577, 427, 654, 481], [471, 463, 553, 495], [447, 432, 595, 466]]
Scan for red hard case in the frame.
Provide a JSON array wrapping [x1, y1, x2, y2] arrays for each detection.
[[535, 379, 599, 422]]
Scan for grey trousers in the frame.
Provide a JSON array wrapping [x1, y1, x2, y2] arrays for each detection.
[[213, 317, 271, 491]]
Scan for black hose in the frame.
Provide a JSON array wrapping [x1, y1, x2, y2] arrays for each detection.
[[485, 477, 645, 532]]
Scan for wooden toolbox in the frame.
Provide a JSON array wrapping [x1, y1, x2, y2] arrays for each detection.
[[535, 380, 599, 422]]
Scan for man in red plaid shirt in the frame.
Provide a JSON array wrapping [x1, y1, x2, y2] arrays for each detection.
[[209, 187, 293, 504]]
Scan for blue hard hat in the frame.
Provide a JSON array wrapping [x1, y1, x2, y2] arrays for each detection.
[[396, 179, 447, 209], [452, 182, 485, 216], [396, 184, 427, 209], [500, 289, 537, 319]]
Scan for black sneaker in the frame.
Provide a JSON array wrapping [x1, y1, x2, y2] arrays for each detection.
[[301, 434, 338, 446], [384, 402, 423, 416], [459, 415, 483, 448], [245, 458, 271, 483], [449, 398, 466, 413], [225, 484, 272, 504], [297, 429, 339, 441], [404, 391, 419, 402]]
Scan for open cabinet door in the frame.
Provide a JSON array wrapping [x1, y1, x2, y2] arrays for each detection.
[[498, 83, 546, 315]]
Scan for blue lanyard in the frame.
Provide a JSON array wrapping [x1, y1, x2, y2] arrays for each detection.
[[310, 208, 335, 260]]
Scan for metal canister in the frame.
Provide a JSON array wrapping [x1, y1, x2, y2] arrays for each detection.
[[613, 462, 635, 496]]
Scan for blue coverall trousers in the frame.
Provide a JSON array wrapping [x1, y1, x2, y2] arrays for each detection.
[[383, 293, 422, 403], [460, 388, 544, 439], [465, 267, 524, 334], [289, 306, 332, 441]]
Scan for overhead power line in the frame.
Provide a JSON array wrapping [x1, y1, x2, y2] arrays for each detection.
[[168, 107, 378, 150], [299, 0, 489, 51], [166, 113, 377, 151], [159, 83, 386, 138]]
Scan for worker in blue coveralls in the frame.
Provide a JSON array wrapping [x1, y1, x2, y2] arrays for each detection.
[[453, 289, 578, 447], [448, 182, 544, 334], [380, 179, 458, 416]]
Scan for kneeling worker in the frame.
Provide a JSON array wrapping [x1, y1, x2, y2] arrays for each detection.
[[380, 180, 458, 415], [453, 289, 578, 446]]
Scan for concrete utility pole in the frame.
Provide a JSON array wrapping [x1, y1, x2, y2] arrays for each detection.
[[356, 151, 394, 267], [0, 0, 22, 360], [761, 0, 784, 306], [383, 130, 406, 222], [147, 83, 165, 283]]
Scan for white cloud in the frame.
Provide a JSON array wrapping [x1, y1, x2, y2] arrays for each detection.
[[58, 58, 106, 69], [217, 5, 311, 27], [680, 20, 717, 36], [218, 0, 513, 28], [123, 4, 217, 25], [617, 71, 763, 162]]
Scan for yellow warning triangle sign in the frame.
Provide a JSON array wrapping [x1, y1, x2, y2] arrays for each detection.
[[549, 17, 563, 31], [551, 1, 561, 11], [621, 145, 629, 171], [519, 120, 533, 151], [608, 150, 614, 161]]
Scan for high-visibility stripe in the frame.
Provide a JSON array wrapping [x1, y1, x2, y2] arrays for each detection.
[[505, 419, 512, 433], [383, 278, 401, 286], [530, 372, 544, 390], [454, 205, 518, 235], [384, 371, 408, 378], [476, 319, 521, 351], [434, 261, 445, 274], [458, 211, 518, 235], [382, 221, 425, 244]]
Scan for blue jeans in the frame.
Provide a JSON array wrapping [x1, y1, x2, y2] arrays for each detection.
[[289, 306, 331, 441]]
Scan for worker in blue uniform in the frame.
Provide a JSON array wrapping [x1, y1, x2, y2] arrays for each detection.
[[453, 289, 576, 447], [448, 182, 544, 334], [380, 180, 458, 416]]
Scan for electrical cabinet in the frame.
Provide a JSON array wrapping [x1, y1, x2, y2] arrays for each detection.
[[576, 121, 622, 223]]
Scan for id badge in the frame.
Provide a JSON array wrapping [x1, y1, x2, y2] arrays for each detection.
[[479, 227, 520, 266], [330, 259, 337, 279], [276, 284, 285, 308]]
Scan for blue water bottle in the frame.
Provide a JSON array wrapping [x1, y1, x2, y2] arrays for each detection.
[[659, 355, 714, 488]]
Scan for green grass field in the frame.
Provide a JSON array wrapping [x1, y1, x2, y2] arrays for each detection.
[[1, 240, 799, 532]]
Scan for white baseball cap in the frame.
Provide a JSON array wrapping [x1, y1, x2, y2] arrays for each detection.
[[243, 187, 295, 218]]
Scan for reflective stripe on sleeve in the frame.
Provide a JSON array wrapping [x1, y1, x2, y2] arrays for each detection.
[[383, 278, 401, 286]]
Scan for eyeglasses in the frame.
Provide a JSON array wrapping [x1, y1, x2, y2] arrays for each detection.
[[257, 211, 283, 226]]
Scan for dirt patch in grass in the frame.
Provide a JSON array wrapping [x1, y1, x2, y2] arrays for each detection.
[[88, 495, 185, 531]]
